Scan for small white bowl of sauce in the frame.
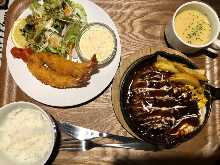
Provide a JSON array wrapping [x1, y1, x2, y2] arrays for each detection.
[[76, 23, 117, 66], [0, 102, 57, 165]]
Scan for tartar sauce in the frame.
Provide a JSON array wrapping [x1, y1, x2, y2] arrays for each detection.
[[78, 24, 116, 64]]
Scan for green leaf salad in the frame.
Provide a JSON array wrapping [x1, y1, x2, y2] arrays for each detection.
[[21, 0, 87, 58]]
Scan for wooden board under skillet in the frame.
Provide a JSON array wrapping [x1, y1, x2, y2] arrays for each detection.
[[0, 0, 220, 164]]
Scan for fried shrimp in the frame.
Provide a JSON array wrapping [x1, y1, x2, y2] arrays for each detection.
[[11, 47, 98, 88], [32, 52, 97, 78]]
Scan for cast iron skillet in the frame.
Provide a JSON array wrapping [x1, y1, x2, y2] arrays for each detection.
[[120, 51, 220, 148]]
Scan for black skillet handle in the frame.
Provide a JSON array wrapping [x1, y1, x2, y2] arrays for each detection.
[[209, 85, 220, 101]]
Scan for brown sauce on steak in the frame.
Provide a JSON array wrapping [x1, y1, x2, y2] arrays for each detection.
[[125, 65, 201, 145]]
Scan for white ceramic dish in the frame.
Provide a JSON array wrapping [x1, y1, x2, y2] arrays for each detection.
[[165, 1, 220, 54], [0, 102, 57, 165], [6, 0, 121, 106], [76, 22, 117, 66]]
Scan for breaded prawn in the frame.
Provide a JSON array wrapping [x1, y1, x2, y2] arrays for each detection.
[[27, 53, 97, 88], [36, 52, 97, 78], [11, 47, 98, 88]]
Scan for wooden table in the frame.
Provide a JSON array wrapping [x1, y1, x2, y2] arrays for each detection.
[[1, 0, 220, 164]]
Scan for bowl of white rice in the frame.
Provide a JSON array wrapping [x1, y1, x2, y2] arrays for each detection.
[[0, 102, 57, 165]]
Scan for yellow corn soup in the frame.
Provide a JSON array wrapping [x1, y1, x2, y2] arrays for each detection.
[[174, 8, 212, 45]]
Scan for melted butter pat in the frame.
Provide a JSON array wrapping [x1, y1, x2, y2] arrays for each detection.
[[79, 25, 115, 63], [175, 8, 212, 45]]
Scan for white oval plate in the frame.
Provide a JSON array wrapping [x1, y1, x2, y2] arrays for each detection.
[[6, 0, 121, 107]]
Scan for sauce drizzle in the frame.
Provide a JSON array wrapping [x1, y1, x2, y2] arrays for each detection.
[[124, 65, 201, 145]]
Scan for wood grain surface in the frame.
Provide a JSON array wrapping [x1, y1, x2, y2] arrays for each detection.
[[1, 0, 220, 165]]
